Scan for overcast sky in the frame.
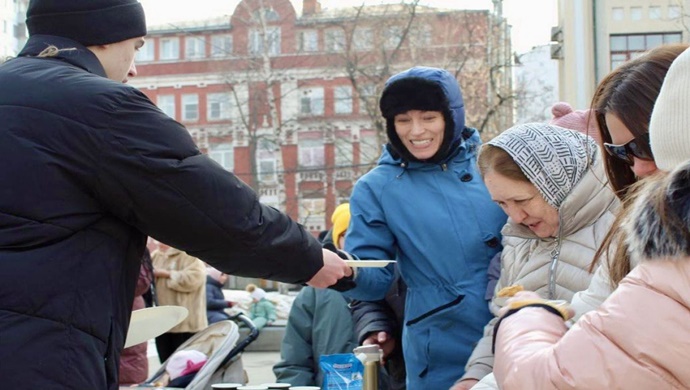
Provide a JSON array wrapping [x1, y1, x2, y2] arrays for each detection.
[[139, 0, 558, 54]]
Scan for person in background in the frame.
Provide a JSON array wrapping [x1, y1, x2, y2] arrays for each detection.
[[118, 248, 154, 386], [342, 66, 507, 389], [274, 203, 359, 387], [246, 284, 276, 331], [491, 45, 690, 389], [206, 266, 235, 325], [153, 246, 208, 363], [549, 102, 600, 143], [0, 1, 351, 387]]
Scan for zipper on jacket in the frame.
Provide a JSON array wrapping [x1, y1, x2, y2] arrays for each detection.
[[441, 163, 448, 171], [548, 214, 564, 299]]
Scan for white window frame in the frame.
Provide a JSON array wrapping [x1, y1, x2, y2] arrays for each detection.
[[182, 94, 199, 122], [258, 158, 277, 183], [353, 27, 373, 51], [249, 26, 281, 56], [299, 140, 324, 167], [384, 26, 403, 49], [648, 6, 661, 20], [209, 143, 234, 171], [185, 36, 206, 59], [334, 86, 353, 114], [211, 35, 232, 57], [611, 7, 624, 21], [299, 198, 326, 219], [297, 30, 318, 52], [669, 5, 681, 19], [157, 95, 175, 118], [299, 87, 324, 116], [359, 84, 376, 114], [325, 28, 345, 52], [630, 6, 642, 21], [207, 92, 232, 121], [160, 37, 180, 60]]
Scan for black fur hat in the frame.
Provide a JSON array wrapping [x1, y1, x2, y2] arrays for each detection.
[[379, 77, 455, 163], [26, 0, 147, 46]]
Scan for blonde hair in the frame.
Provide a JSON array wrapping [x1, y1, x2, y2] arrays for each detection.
[[245, 283, 257, 293]]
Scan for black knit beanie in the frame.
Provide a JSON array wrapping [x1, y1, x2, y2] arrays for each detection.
[[379, 77, 455, 163], [26, 0, 147, 46]]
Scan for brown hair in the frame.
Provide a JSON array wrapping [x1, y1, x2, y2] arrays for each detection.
[[477, 144, 530, 183], [590, 43, 689, 287]]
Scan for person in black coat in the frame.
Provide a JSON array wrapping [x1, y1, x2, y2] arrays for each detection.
[[0, 1, 351, 389]]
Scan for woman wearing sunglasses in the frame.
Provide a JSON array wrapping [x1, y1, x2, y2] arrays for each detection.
[[567, 43, 689, 320]]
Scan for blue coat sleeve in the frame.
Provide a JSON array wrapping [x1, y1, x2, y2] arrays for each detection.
[[342, 179, 396, 301], [206, 284, 228, 310]]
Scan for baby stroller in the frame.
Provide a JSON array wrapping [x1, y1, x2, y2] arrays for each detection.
[[135, 313, 259, 390]]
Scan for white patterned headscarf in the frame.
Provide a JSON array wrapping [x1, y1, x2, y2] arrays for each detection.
[[487, 123, 598, 208]]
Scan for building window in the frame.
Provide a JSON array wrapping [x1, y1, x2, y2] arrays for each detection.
[[384, 26, 404, 49], [257, 138, 278, 183], [249, 26, 281, 56], [297, 30, 318, 52], [207, 93, 232, 121], [211, 35, 232, 57], [136, 40, 155, 62], [209, 143, 234, 171], [185, 36, 206, 59], [157, 95, 175, 118], [630, 7, 642, 21], [334, 86, 353, 114], [609, 33, 682, 70], [299, 87, 324, 116], [611, 7, 624, 21], [325, 28, 345, 52], [299, 198, 326, 219], [160, 37, 180, 60], [649, 6, 661, 20], [669, 5, 681, 19], [359, 132, 381, 165], [252, 7, 280, 22], [182, 94, 199, 121], [258, 159, 277, 182], [299, 140, 325, 167], [353, 27, 373, 51]]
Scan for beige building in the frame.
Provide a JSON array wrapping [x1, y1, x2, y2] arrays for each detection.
[[554, 0, 688, 108]]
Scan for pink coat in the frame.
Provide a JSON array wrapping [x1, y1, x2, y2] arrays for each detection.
[[493, 258, 690, 389]]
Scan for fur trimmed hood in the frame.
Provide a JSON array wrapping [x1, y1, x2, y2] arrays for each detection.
[[624, 160, 690, 262]]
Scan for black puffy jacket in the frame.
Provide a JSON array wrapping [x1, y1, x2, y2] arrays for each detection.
[[0, 35, 322, 389]]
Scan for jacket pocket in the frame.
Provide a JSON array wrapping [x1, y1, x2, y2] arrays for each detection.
[[405, 294, 464, 326]]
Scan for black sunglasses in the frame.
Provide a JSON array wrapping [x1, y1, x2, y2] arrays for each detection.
[[603, 133, 654, 165]]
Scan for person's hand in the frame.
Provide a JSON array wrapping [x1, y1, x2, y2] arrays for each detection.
[[153, 268, 170, 278], [363, 331, 396, 363], [226, 301, 235, 308], [307, 248, 353, 288], [450, 379, 479, 390], [499, 291, 574, 320]]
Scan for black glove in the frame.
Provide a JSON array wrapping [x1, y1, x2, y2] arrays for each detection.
[[322, 242, 357, 292]]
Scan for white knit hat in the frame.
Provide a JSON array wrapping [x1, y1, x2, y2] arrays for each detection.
[[250, 287, 266, 301], [649, 47, 690, 171]]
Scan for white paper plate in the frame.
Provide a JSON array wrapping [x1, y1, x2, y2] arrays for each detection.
[[124, 306, 188, 348], [344, 260, 396, 268]]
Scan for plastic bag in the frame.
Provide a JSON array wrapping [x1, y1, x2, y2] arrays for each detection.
[[319, 353, 364, 390]]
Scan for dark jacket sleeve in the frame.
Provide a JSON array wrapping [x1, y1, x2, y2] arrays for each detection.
[[206, 283, 228, 311], [351, 298, 398, 345], [91, 88, 323, 284], [485, 251, 503, 301]]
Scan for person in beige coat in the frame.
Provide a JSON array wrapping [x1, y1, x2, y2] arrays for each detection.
[[492, 46, 690, 389], [153, 246, 208, 363], [452, 123, 618, 389]]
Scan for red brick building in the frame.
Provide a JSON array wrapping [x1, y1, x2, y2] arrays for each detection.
[[130, 0, 512, 234]]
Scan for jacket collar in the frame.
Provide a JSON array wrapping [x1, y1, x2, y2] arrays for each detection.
[[18, 35, 107, 78]]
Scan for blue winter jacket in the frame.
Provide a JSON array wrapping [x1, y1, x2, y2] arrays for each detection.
[[344, 68, 507, 389]]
